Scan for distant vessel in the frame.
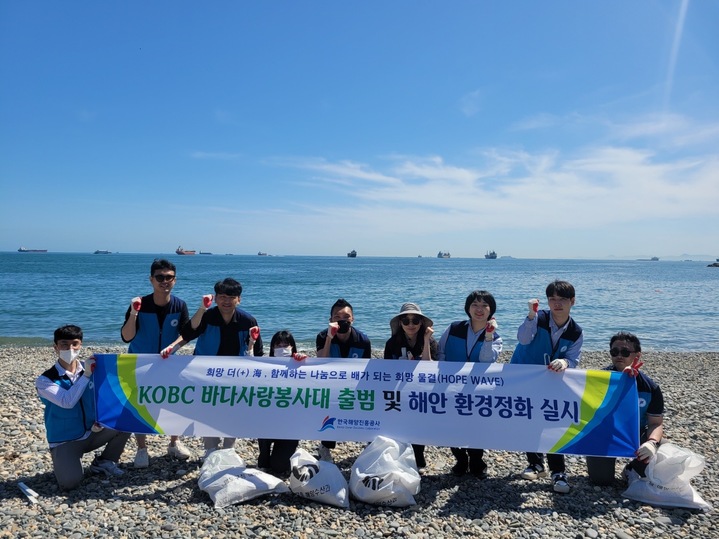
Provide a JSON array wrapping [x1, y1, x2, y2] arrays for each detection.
[[637, 256, 660, 261], [175, 246, 196, 255], [257, 251, 268, 256], [18, 247, 47, 253], [485, 250, 497, 259], [347, 250, 357, 258], [93, 250, 111, 255], [199, 251, 212, 255], [437, 251, 450, 258]]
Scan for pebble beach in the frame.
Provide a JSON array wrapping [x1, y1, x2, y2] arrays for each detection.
[[1, 346, 716, 539]]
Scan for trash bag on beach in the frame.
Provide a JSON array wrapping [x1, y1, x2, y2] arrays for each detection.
[[288, 448, 349, 508], [198, 449, 288, 509], [349, 436, 421, 507], [622, 443, 712, 512]]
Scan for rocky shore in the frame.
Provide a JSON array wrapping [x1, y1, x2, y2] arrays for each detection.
[[1, 347, 716, 539]]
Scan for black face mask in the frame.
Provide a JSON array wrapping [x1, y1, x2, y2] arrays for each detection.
[[337, 320, 352, 334]]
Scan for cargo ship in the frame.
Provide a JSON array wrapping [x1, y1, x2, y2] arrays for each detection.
[[485, 250, 497, 259], [18, 247, 47, 253], [175, 246, 196, 255]]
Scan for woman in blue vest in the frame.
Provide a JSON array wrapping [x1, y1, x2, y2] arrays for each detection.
[[437, 290, 502, 478]]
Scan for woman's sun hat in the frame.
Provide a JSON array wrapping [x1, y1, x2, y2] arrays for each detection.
[[389, 302, 433, 334]]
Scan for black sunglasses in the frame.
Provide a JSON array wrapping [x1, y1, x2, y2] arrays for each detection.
[[401, 316, 422, 326], [610, 347, 635, 358], [153, 274, 176, 283]]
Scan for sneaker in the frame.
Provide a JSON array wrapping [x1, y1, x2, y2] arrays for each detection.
[[520, 464, 547, 480], [167, 441, 192, 460], [318, 444, 334, 463], [133, 448, 149, 468], [552, 472, 570, 493], [90, 458, 125, 477]]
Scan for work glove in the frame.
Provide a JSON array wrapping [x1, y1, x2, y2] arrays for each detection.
[[636, 440, 658, 462], [548, 358, 568, 372], [201, 294, 213, 309], [160, 345, 175, 359], [83, 357, 96, 378], [249, 326, 261, 341], [528, 299, 539, 319], [485, 318, 498, 335], [292, 352, 308, 361], [328, 322, 339, 338], [131, 297, 142, 313]]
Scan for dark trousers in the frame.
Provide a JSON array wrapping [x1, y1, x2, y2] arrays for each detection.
[[526, 452, 565, 474], [258, 439, 299, 473], [451, 447, 486, 472], [50, 428, 131, 490], [412, 444, 426, 469], [321, 440, 336, 449]]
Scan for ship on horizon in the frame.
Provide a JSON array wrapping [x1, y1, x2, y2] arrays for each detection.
[[175, 246, 196, 255], [93, 250, 111, 255], [437, 251, 450, 258], [18, 247, 47, 253], [347, 249, 357, 258], [485, 250, 497, 259]]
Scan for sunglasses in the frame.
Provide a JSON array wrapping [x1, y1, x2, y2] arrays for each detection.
[[153, 274, 176, 283], [610, 347, 635, 358], [401, 316, 422, 326]]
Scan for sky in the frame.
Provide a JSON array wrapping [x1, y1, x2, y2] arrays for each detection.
[[1, 1, 718, 259]]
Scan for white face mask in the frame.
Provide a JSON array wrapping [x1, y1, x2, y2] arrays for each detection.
[[273, 346, 293, 358], [59, 349, 80, 363]]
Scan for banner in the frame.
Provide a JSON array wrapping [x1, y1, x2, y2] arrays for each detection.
[[93, 354, 639, 458]]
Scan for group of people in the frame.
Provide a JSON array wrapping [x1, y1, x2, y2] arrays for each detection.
[[35, 259, 664, 495]]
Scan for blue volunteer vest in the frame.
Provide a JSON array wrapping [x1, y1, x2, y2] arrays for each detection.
[[39, 366, 96, 444], [128, 296, 185, 353], [510, 310, 582, 366], [443, 320, 491, 362]]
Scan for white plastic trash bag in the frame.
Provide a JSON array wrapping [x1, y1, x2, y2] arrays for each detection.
[[622, 443, 712, 512], [289, 448, 350, 508], [349, 436, 421, 507], [198, 449, 289, 509]]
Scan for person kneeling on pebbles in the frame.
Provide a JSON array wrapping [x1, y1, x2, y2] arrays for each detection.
[[35, 325, 131, 490]]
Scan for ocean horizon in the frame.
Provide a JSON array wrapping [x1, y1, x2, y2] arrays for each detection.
[[1, 252, 717, 352]]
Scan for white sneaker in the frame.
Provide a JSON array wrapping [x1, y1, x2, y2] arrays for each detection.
[[167, 441, 192, 460], [552, 472, 570, 493], [318, 444, 334, 463], [133, 448, 149, 468], [90, 458, 125, 477], [520, 464, 547, 480]]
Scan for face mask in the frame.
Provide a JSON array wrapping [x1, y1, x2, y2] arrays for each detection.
[[59, 349, 80, 363], [273, 346, 293, 358], [337, 320, 351, 334]]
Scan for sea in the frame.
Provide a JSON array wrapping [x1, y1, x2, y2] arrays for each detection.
[[1, 252, 717, 352]]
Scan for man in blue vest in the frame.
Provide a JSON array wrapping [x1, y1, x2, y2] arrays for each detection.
[[315, 298, 371, 462], [510, 280, 583, 494], [36, 325, 131, 489], [182, 277, 263, 459], [120, 258, 192, 467]]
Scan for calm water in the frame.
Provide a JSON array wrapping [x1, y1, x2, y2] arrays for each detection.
[[1, 252, 717, 352]]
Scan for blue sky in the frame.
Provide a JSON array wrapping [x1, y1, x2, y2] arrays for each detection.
[[1, 1, 718, 259]]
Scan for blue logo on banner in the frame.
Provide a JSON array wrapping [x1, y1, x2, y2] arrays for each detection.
[[319, 415, 336, 432]]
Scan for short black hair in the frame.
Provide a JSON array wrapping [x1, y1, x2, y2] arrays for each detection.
[[610, 332, 642, 352], [54, 325, 83, 343], [269, 330, 298, 356], [330, 298, 353, 317], [151, 258, 176, 275], [464, 290, 496, 318], [214, 277, 242, 297], [546, 280, 575, 299]]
